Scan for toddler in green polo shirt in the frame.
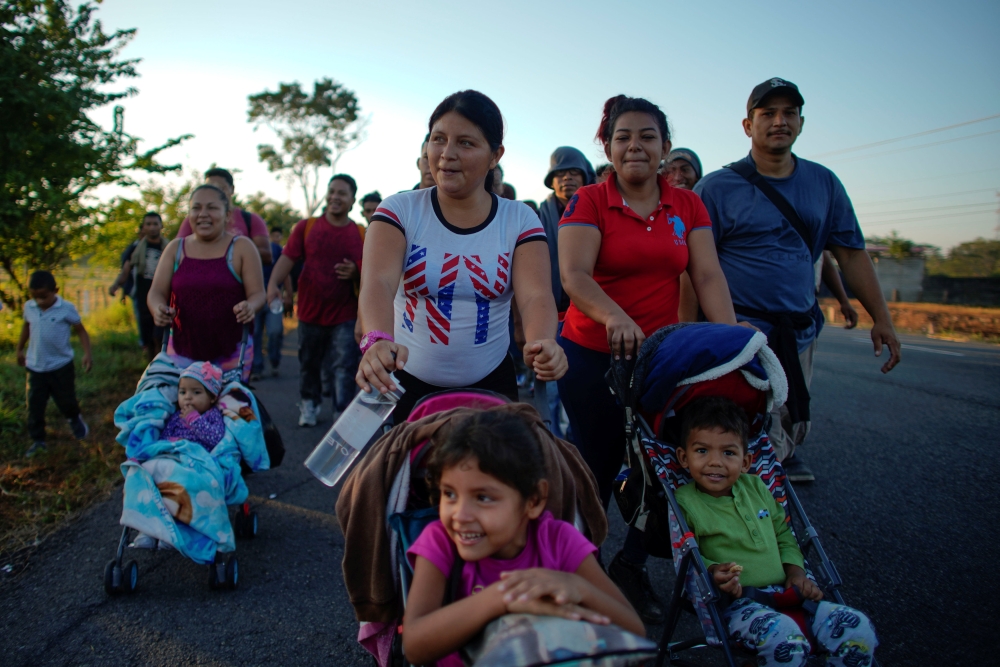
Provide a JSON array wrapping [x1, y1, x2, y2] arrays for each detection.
[[674, 396, 877, 666]]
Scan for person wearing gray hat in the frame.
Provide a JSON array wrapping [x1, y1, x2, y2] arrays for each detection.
[[694, 78, 900, 482], [661, 148, 703, 190], [537, 147, 595, 440], [539, 147, 596, 313]]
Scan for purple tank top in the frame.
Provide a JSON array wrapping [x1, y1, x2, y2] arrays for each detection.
[[170, 239, 245, 364]]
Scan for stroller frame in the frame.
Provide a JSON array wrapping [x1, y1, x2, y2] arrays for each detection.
[[103, 325, 262, 595], [622, 408, 879, 667]]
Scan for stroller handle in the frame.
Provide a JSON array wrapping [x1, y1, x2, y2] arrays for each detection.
[[160, 324, 253, 368]]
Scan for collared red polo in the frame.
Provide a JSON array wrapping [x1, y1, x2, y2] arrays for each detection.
[[558, 173, 713, 353]]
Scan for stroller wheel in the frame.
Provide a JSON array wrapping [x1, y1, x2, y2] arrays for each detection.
[[103, 559, 119, 595], [209, 561, 223, 590], [233, 512, 245, 538], [122, 560, 139, 593], [246, 511, 258, 539], [225, 556, 239, 589]]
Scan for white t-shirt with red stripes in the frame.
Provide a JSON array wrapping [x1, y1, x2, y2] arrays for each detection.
[[371, 188, 547, 386]]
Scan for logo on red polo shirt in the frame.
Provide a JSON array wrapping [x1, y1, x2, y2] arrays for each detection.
[[562, 194, 579, 218], [668, 215, 687, 245]]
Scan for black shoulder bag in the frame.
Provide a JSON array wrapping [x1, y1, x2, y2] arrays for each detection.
[[724, 160, 815, 424]]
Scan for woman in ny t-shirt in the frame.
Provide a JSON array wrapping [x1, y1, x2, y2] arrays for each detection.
[[358, 90, 566, 420], [558, 95, 739, 623]]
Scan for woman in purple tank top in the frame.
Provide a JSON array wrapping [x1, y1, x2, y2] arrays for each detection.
[[148, 185, 265, 381]]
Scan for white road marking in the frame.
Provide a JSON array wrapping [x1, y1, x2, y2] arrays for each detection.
[[851, 337, 965, 357]]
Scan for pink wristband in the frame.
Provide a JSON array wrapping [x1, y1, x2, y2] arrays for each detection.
[[359, 330, 394, 356]]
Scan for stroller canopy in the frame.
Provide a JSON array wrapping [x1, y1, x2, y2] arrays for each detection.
[[610, 323, 788, 431]]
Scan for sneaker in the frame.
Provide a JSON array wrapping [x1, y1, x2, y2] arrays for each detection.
[[250, 372, 262, 382], [298, 400, 317, 427], [130, 533, 157, 549], [270, 367, 280, 378], [69, 415, 89, 440], [608, 550, 665, 624], [25, 441, 46, 458], [782, 454, 816, 483]]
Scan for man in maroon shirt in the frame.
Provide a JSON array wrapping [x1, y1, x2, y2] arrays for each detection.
[[266, 174, 363, 426]]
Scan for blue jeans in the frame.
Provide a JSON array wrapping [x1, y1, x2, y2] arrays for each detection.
[[131, 296, 144, 347], [299, 320, 359, 412], [252, 308, 285, 374]]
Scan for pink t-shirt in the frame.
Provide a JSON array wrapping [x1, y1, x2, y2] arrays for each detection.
[[177, 208, 268, 239], [407, 511, 597, 599]]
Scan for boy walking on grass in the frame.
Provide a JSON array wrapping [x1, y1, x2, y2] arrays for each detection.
[[15, 271, 92, 458]]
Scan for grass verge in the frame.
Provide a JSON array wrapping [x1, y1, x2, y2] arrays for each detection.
[[0, 302, 146, 561]]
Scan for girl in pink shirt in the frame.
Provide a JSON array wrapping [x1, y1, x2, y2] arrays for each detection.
[[403, 411, 644, 665]]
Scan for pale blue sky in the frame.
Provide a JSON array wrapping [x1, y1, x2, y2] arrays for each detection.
[[95, 0, 1000, 250]]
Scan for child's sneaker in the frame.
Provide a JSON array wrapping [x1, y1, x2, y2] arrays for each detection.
[[25, 441, 47, 458], [69, 415, 89, 440], [130, 533, 157, 549]]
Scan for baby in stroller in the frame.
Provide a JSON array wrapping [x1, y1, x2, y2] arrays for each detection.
[[673, 395, 878, 666], [112, 349, 269, 572], [403, 410, 644, 666], [163, 362, 227, 452]]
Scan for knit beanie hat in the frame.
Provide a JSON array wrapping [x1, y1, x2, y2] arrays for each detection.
[[180, 361, 224, 397]]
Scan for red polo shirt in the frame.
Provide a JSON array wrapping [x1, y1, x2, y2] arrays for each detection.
[[558, 173, 712, 353]]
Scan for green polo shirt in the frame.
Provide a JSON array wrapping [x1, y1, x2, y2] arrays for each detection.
[[675, 474, 804, 588]]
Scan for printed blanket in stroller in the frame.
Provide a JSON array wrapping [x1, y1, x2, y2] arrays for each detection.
[[113, 355, 270, 565]]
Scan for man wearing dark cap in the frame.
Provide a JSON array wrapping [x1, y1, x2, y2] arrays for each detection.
[[661, 148, 703, 190], [694, 78, 900, 482], [538, 147, 595, 438]]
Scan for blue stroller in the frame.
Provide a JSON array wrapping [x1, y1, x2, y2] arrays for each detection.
[[103, 326, 283, 594], [606, 322, 879, 667]]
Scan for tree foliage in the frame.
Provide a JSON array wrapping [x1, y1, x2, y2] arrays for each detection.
[[247, 78, 368, 216], [241, 192, 302, 235], [0, 0, 190, 306], [927, 237, 1000, 278]]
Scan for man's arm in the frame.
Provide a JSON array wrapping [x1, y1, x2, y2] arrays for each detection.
[[109, 259, 132, 296], [820, 250, 857, 328], [266, 254, 296, 304], [252, 235, 273, 264], [828, 245, 901, 372]]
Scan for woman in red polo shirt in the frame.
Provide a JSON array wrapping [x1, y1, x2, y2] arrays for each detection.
[[558, 95, 738, 623]]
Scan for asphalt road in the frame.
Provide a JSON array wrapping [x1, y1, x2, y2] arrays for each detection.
[[1, 324, 998, 666]]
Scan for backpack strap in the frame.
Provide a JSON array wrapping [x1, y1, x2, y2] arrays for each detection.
[[725, 160, 814, 253], [226, 237, 242, 284], [301, 217, 319, 260], [173, 237, 185, 271], [240, 209, 252, 237]]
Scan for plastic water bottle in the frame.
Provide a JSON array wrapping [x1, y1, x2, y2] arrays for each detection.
[[269, 298, 283, 315], [304, 375, 405, 486]]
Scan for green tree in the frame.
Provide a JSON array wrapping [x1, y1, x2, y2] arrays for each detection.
[[83, 172, 201, 268], [932, 238, 1000, 277], [0, 0, 190, 306], [241, 192, 302, 235], [866, 231, 917, 259], [247, 78, 368, 216]]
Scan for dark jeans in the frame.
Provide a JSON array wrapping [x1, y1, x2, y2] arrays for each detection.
[[299, 320, 359, 412], [557, 336, 648, 565], [393, 354, 518, 423], [252, 308, 284, 374], [27, 361, 81, 442], [136, 282, 163, 358]]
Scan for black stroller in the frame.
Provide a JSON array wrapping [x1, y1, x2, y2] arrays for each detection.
[[606, 322, 879, 667]]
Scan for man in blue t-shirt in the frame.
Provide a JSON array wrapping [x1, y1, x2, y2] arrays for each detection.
[[694, 78, 901, 482]]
